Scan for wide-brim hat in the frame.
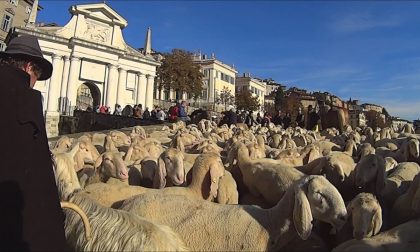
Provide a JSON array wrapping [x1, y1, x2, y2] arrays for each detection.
[[0, 35, 52, 80]]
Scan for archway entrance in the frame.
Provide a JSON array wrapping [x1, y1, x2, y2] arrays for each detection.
[[76, 82, 100, 111]]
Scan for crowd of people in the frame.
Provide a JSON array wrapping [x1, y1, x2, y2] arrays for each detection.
[[84, 100, 198, 123], [84, 100, 323, 130], [220, 106, 322, 131]]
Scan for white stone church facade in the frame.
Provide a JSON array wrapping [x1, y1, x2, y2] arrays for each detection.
[[9, 2, 159, 137]]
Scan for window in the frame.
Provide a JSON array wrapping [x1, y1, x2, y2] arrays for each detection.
[[0, 42, 6, 51], [9, 0, 18, 6], [1, 14, 13, 32], [202, 89, 208, 99], [25, 6, 31, 14]]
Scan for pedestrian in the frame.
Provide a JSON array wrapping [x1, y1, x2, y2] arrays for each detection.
[[168, 103, 179, 122], [156, 107, 166, 121], [256, 112, 262, 125], [245, 110, 256, 128], [283, 112, 292, 129], [306, 105, 321, 131], [0, 35, 67, 250], [99, 104, 107, 113], [272, 110, 283, 127], [221, 105, 237, 127], [261, 112, 271, 127], [151, 105, 157, 119], [113, 104, 122, 115], [178, 100, 191, 122], [295, 107, 305, 128], [143, 107, 151, 119]]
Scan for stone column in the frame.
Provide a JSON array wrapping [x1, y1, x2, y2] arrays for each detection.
[[45, 54, 63, 138], [116, 67, 127, 106], [208, 70, 215, 103], [46, 54, 62, 112], [105, 64, 119, 110], [66, 56, 81, 112], [136, 73, 147, 107], [159, 88, 164, 100], [145, 74, 155, 109], [59, 56, 70, 113]]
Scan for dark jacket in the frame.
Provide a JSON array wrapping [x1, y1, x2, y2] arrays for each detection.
[[296, 113, 305, 128], [0, 65, 67, 251], [225, 110, 237, 126]]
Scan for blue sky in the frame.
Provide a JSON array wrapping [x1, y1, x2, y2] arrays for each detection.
[[38, 0, 420, 120]]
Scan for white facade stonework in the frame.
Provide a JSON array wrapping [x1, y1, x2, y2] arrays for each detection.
[[9, 3, 159, 137]]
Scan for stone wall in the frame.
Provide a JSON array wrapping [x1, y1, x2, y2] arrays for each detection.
[[58, 110, 164, 135], [45, 112, 60, 138]]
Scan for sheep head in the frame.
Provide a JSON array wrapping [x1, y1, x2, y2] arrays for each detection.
[[94, 151, 129, 182], [355, 154, 386, 194], [73, 142, 95, 172], [346, 193, 382, 240], [407, 138, 420, 159], [154, 148, 185, 189], [53, 136, 73, 151], [108, 130, 131, 147], [293, 175, 347, 240]]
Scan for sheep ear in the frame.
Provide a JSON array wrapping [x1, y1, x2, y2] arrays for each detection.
[[153, 157, 167, 189], [104, 135, 113, 151], [311, 158, 325, 175], [371, 207, 382, 236], [346, 199, 354, 217], [209, 161, 224, 200], [375, 157, 386, 195], [306, 147, 320, 164], [125, 146, 133, 162], [335, 164, 345, 182], [94, 154, 104, 169], [74, 152, 84, 173], [293, 185, 313, 240]]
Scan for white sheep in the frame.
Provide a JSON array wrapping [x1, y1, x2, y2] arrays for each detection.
[[54, 157, 188, 251], [120, 175, 347, 251], [215, 170, 238, 204], [332, 219, 420, 252], [380, 162, 420, 206], [236, 142, 305, 206], [335, 193, 382, 245], [390, 173, 420, 226]]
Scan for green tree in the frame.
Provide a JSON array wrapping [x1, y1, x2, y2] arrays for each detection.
[[216, 87, 235, 110], [235, 89, 260, 111], [274, 87, 285, 110], [155, 49, 204, 100]]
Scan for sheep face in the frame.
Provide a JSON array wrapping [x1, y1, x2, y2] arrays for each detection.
[[95, 152, 129, 181], [295, 176, 347, 239], [347, 193, 382, 240], [109, 131, 131, 147], [355, 154, 385, 192], [408, 139, 420, 159], [155, 149, 185, 188]]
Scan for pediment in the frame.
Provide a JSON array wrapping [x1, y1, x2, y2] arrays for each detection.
[[70, 3, 127, 28]]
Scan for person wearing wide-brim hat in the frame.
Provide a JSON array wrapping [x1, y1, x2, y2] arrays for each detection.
[[0, 35, 68, 251]]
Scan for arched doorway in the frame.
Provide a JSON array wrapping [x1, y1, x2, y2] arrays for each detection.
[[76, 82, 100, 111]]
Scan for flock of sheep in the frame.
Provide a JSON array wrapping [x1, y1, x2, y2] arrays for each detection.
[[50, 119, 420, 251]]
